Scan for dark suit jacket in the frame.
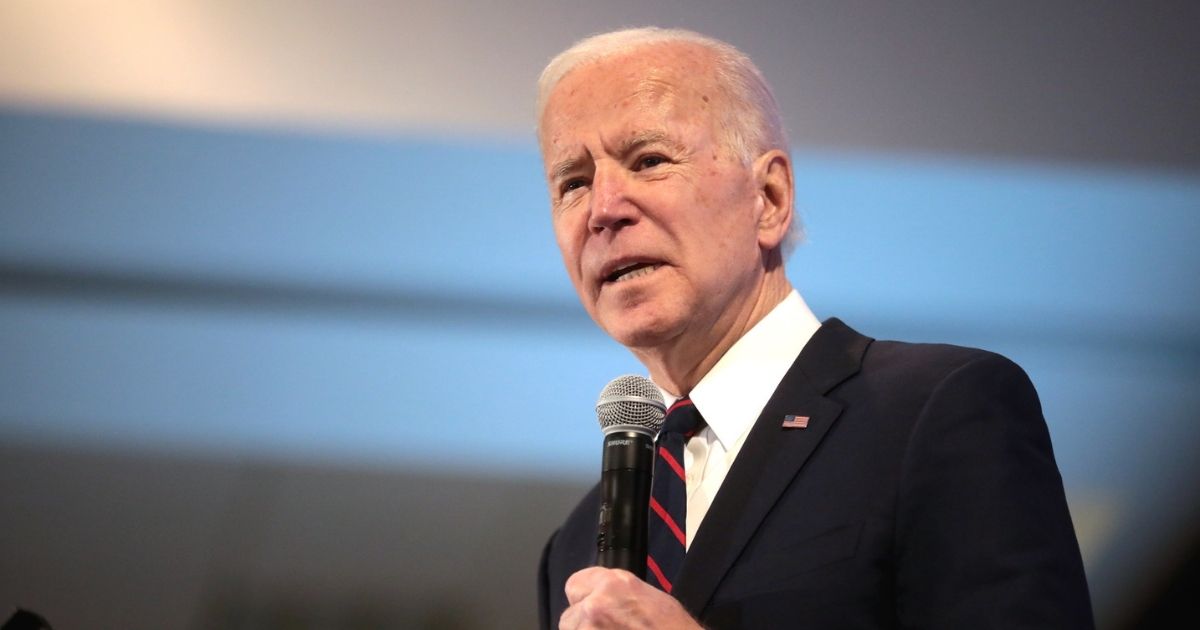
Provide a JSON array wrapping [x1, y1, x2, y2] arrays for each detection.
[[538, 319, 1094, 629]]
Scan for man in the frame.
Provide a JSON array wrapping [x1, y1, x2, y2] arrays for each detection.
[[536, 27, 1093, 629]]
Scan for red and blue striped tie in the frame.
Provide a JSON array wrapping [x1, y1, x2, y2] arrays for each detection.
[[646, 397, 704, 593]]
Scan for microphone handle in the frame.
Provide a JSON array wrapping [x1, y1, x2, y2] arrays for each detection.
[[597, 429, 655, 575]]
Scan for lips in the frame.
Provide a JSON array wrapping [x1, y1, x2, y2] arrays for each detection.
[[599, 259, 664, 284]]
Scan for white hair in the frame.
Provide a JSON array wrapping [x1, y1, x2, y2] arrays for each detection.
[[536, 26, 802, 253]]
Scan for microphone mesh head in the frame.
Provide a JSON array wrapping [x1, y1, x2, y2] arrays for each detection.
[[596, 375, 666, 435]]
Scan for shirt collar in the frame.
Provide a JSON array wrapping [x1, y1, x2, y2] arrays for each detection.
[[655, 290, 821, 449]]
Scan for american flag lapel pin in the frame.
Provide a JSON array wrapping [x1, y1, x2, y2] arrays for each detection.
[[782, 414, 810, 429]]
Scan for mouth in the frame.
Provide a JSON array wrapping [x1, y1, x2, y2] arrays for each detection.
[[602, 261, 663, 284]]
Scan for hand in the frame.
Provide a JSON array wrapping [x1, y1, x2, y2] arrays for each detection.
[[559, 566, 702, 629]]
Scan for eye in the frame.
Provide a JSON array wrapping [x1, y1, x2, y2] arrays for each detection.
[[560, 177, 589, 195], [635, 154, 667, 170]]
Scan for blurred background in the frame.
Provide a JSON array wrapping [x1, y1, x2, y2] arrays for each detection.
[[2, 1, 1198, 628]]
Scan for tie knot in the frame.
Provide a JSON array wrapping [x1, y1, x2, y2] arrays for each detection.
[[662, 398, 705, 437]]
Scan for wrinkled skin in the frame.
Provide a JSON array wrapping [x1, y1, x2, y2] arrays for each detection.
[[539, 41, 797, 628], [540, 41, 795, 397]]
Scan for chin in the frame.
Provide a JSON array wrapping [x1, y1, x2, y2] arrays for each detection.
[[597, 309, 682, 351]]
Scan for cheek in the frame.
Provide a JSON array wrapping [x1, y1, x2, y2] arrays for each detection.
[[692, 192, 760, 262], [553, 218, 586, 281]]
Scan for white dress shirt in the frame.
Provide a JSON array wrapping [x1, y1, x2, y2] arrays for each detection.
[[654, 290, 821, 549]]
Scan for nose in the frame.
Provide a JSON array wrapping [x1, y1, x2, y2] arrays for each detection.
[[587, 164, 639, 234]]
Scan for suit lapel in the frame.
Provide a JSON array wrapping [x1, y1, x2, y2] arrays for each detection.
[[671, 318, 872, 615]]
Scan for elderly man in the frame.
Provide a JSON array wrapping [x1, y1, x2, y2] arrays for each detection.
[[535, 27, 1094, 629]]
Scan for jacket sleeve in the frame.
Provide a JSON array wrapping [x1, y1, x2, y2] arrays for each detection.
[[537, 528, 559, 630], [894, 352, 1094, 629]]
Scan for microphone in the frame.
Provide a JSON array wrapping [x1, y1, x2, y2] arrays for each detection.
[[594, 375, 665, 576]]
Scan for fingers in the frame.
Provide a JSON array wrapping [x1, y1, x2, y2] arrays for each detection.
[[559, 567, 699, 629], [561, 567, 637, 629], [565, 566, 636, 605]]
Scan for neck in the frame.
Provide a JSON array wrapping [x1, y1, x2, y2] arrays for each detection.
[[634, 268, 793, 397]]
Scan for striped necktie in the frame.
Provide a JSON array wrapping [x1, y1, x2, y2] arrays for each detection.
[[646, 397, 704, 593]]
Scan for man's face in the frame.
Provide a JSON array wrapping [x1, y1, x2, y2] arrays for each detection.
[[539, 45, 769, 352]]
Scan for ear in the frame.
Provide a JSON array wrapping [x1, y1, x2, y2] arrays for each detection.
[[752, 149, 794, 252]]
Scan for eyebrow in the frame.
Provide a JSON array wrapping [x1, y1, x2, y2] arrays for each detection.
[[550, 155, 587, 182], [548, 130, 686, 183], [613, 130, 684, 158]]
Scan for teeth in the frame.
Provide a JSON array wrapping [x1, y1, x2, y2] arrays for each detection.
[[612, 264, 659, 283]]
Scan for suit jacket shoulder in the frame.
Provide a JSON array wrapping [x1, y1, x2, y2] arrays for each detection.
[[538, 319, 1094, 629]]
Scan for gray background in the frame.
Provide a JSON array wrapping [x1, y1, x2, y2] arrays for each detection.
[[2, 2, 1198, 628]]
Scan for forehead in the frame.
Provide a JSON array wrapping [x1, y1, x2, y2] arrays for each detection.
[[539, 44, 720, 152], [557, 42, 715, 100]]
